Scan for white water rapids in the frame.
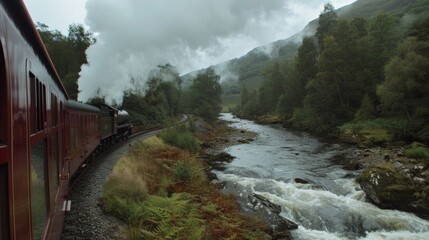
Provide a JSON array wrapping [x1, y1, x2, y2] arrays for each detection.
[[215, 113, 429, 240]]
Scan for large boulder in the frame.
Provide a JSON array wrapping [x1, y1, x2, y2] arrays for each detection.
[[357, 165, 429, 218], [220, 181, 297, 240]]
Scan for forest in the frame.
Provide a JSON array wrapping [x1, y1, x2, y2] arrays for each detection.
[[235, 3, 429, 145], [37, 0, 429, 145]]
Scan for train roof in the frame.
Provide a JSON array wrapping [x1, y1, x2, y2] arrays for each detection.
[[1, 0, 69, 98], [91, 103, 122, 112], [65, 100, 100, 113]]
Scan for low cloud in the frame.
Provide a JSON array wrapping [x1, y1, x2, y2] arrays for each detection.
[[78, 0, 355, 104]]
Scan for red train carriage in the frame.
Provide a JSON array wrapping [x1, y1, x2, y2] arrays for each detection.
[[0, 1, 88, 239], [64, 101, 100, 179], [1, 2, 133, 239]]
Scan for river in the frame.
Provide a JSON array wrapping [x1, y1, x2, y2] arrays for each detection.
[[215, 113, 429, 240]]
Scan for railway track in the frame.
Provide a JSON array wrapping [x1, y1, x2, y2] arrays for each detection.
[[61, 127, 163, 240], [61, 115, 188, 239]]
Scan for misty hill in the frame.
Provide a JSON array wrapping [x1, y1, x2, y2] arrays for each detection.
[[181, 0, 429, 107]]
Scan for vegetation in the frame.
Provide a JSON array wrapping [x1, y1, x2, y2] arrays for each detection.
[[404, 143, 429, 165], [234, 3, 429, 145], [181, 68, 223, 122], [159, 125, 200, 153], [121, 64, 182, 125], [36, 23, 95, 99], [103, 136, 270, 240]]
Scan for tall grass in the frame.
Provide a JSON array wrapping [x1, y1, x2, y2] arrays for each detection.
[[159, 124, 200, 152], [339, 118, 404, 132], [404, 143, 429, 166], [103, 136, 270, 239]]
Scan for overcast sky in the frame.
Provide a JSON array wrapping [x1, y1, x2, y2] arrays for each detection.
[[24, 0, 356, 103]]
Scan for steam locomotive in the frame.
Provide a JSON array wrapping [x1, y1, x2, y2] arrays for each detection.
[[0, 1, 132, 239]]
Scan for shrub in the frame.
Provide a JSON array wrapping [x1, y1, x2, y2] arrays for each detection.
[[160, 125, 200, 152], [103, 135, 271, 240], [172, 160, 192, 181], [404, 143, 429, 165]]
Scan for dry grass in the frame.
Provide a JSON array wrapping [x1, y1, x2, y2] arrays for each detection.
[[103, 135, 270, 240]]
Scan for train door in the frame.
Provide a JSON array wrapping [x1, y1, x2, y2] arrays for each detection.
[[0, 42, 10, 239], [50, 93, 59, 193], [28, 72, 49, 239]]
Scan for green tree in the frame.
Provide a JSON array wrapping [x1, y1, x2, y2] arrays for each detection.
[[293, 37, 318, 105], [67, 24, 96, 72], [188, 68, 222, 121], [303, 20, 367, 130], [36, 23, 95, 100], [275, 60, 298, 117], [368, 14, 399, 84], [377, 37, 429, 121], [241, 89, 263, 116], [410, 17, 429, 42], [377, 33, 429, 141], [259, 61, 285, 113], [354, 94, 376, 121], [316, 3, 338, 51], [240, 85, 251, 108], [122, 65, 182, 125]]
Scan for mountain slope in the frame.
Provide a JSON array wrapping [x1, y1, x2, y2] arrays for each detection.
[[181, 0, 429, 107]]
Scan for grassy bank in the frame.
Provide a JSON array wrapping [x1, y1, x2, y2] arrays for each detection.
[[102, 126, 270, 239]]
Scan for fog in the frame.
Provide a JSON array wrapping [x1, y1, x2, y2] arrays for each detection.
[[78, 0, 355, 103]]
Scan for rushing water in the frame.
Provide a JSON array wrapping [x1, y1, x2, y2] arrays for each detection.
[[215, 113, 429, 240]]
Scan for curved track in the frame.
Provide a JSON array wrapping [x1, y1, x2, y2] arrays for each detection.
[[61, 129, 161, 240]]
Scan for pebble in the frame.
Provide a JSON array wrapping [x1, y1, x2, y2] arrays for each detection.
[[393, 161, 402, 169]]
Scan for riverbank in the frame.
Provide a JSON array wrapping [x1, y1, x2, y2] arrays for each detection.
[[201, 117, 303, 239], [337, 144, 429, 218], [214, 113, 429, 239], [101, 122, 276, 239], [234, 113, 429, 219]]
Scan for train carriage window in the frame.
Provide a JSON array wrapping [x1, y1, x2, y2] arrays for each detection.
[[31, 141, 48, 239], [59, 102, 63, 124], [42, 84, 46, 129], [52, 133, 59, 189], [70, 115, 75, 151], [29, 73, 37, 134], [51, 94, 58, 127], [1, 164, 10, 240], [29, 74, 46, 133], [37, 80, 42, 130]]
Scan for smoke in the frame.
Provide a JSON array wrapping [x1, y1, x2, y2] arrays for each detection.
[[78, 0, 355, 104]]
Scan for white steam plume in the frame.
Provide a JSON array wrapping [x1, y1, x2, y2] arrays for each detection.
[[78, 0, 355, 104]]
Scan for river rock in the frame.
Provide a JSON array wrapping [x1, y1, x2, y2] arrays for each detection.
[[203, 152, 235, 165], [343, 173, 357, 178], [343, 162, 362, 170], [294, 178, 310, 184], [393, 161, 402, 169], [249, 193, 298, 238], [413, 176, 425, 184], [211, 152, 235, 162], [238, 138, 253, 144], [206, 171, 218, 180], [220, 181, 297, 239], [357, 166, 428, 216]]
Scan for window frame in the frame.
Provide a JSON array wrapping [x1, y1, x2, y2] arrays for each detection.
[[30, 140, 49, 240]]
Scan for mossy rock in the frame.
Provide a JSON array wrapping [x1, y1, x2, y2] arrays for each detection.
[[358, 165, 417, 208]]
